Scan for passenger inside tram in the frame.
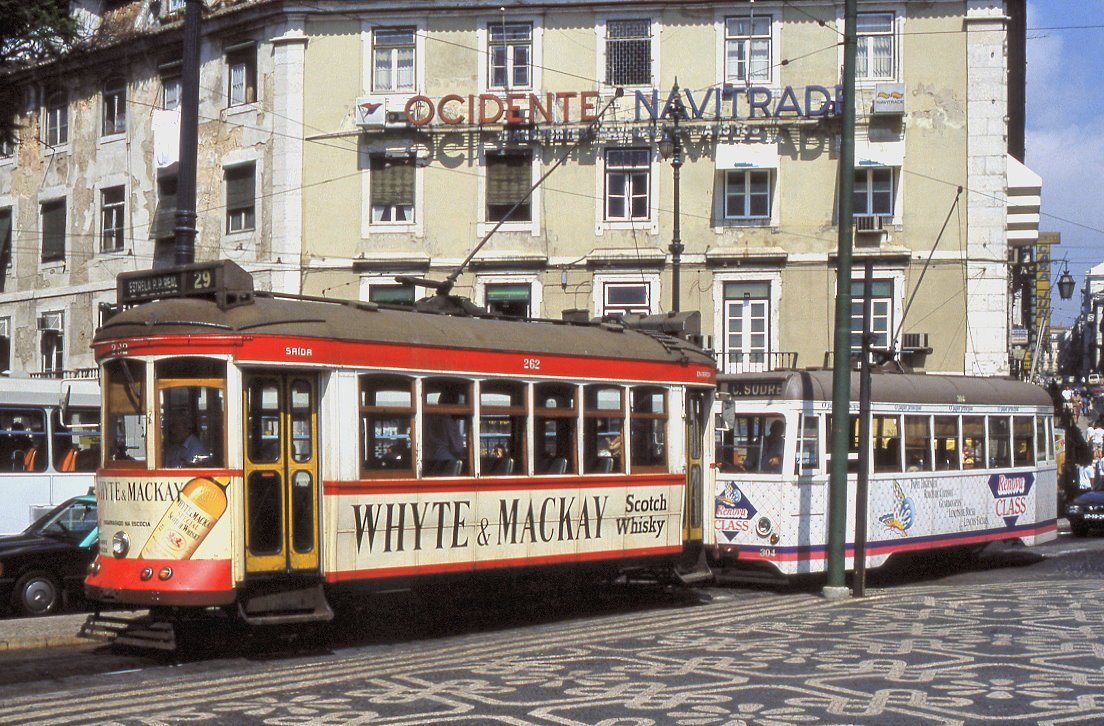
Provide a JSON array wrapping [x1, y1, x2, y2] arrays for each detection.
[[163, 414, 211, 468]]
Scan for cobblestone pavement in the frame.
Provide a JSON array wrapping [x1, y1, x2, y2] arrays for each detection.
[[2, 575, 1103, 725]]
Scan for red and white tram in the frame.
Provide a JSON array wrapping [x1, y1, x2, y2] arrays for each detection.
[[85, 261, 715, 634]]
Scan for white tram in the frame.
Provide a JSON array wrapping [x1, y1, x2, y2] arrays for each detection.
[[707, 369, 1058, 577], [85, 262, 715, 632]]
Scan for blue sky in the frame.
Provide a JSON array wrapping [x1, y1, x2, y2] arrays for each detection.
[[1026, 1, 1104, 324]]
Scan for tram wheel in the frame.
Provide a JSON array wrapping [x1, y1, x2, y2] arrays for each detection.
[[13, 570, 61, 617]]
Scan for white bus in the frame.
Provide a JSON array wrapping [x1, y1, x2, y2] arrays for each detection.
[[708, 370, 1057, 578], [0, 375, 100, 534]]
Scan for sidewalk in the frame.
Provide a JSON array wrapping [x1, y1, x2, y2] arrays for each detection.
[[0, 612, 91, 652]]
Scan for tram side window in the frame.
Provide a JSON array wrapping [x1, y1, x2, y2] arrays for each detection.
[[987, 416, 1012, 469], [630, 387, 667, 472], [247, 379, 281, 464], [480, 381, 526, 476], [52, 408, 101, 472], [1013, 415, 1034, 467], [535, 382, 577, 475], [825, 414, 860, 474], [360, 375, 415, 477], [797, 414, 819, 473], [584, 385, 624, 474], [0, 409, 47, 472], [422, 378, 472, 477], [1035, 415, 1048, 463], [904, 416, 932, 472], [962, 415, 985, 470], [934, 415, 960, 471], [157, 358, 226, 469], [105, 359, 146, 467], [872, 415, 901, 474]]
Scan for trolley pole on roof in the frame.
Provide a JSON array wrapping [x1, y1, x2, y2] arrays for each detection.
[[824, 0, 858, 599], [173, 0, 202, 266]]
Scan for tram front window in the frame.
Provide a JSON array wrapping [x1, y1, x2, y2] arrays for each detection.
[[105, 359, 146, 467], [716, 414, 787, 474], [156, 358, 226, 469]]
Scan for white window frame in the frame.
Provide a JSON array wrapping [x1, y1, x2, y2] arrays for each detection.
[[225, 43, 257, 108], [99, 184, 126, 253], [369, 25, 418, 94], [362, 19, 426, 97], [0, 130, 15, 163], [712, 272, 782, 376], [37, 308, 65, 374], [102, 77, 127, 137], [841, 267, 905, 356], [722, 13, 776, 86], [160, 72, 182, 111], [854, 166, 897, 219], [359, 142, 424, 238], [597, 16, 659, 91], [475, 274, 544, 319], [43, 89, 68, 148], [845, 10, 899, 82], [600, 147, 656, 231], [482, 20, 536, 92], [592, 273, 659, 318], [476, 146, 540, 237], [368, 154, 417, 226], [722, 168, 773, 222]]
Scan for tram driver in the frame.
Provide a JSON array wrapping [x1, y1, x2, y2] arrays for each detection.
[[163, 414, 211, 468]]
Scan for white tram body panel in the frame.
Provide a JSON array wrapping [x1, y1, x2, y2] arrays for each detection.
[[707, 371, 1058, 577]]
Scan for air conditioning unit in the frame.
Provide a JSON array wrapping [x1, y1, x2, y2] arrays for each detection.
[[37, 312, 63, 332], [854, 215, 884, 233], [901, 332, 932, 353], [385, 110, 412, 128]]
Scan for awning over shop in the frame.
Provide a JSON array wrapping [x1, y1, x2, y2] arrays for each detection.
[[1007, 154, 1041, 247]]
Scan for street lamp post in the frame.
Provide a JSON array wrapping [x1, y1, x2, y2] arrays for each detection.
[[661, 81, 689, 313]]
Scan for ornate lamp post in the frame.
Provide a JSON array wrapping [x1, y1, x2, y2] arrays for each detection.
[[659, 81, 689, 313]]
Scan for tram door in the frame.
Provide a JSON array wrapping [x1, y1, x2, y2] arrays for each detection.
[[683, 390, 707, 544], [242, 373, 321, 575]]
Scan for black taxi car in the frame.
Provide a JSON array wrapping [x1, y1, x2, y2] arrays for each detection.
[[0, 494, 97, 616], [1067, 484, 1104, 538]]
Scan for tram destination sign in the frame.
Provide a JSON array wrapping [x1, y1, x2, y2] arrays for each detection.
[[117, 260, 255, 310], [725, 380, 785, 398]]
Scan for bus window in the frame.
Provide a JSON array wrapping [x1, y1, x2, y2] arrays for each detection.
[[156, 358, 226, 469], [0, 409, 47, 473], [1013, 415, 1034, 467], [872, 415, 901, 473], [584, 385, 624, 474], [962, 416, 984, 470], [480, 380, 526, 476], [630, 387, 667, 472], [535, 382, 576, 475], [52, 408, 101, 472], [987, 416, 1012, 469], [105, 359, 146, 467], [797, 414, 819, 473], [934, 415, 959, 470], [360, 375, 414, 478], [904, 416, 932, 472], [422, 378, 471, 477]]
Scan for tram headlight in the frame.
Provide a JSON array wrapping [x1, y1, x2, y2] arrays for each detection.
[[112, 531, 130, 559]]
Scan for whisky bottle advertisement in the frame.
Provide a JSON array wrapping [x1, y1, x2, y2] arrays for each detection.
[[139, 476, 229, 560]]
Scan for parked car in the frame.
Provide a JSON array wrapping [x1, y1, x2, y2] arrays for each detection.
[[0, 494, 97, 616], [1067, 486, 1104, 538]]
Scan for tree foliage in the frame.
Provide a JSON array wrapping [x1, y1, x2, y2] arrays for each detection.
[[0, 0, 79, 144]]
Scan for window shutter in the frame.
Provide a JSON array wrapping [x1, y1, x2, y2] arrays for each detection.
[[41, 200, 66, 261], [151, 176, 178, 239], [487, 153, 530, 206], [225, 165, 255, 211], [370, 157, 414, 206]]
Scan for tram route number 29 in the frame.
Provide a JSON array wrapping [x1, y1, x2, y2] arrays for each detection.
[[522, 357, 541, 371], [192, 270, 213, 290]]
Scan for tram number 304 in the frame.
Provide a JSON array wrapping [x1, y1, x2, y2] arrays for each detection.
[[522, 358, 541, 371]]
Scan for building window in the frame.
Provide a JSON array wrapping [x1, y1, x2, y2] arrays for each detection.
[[605, 19, 652, 87], [0, 133, 14, 158], [725, 15, 772, 84], [486, 151, 532, 222], [849, 279, 893, 353], [40, 199, 65, 263], [165, 0, 185, 12], [723, 169, 771, 220], [723, 282, 771, 374], [367, 282, 416, 306], [0, 207, 11, 277], [605, 148, 650, 221], [602, 282, 649, 317], [226, 46, 256, 106], [370, 156, 415, 223], [485, 283, 532, 318], [373, 27, 416, 93], [100, 186, 125, 252], [0, 317, 10, 372], [44, 89, 67, 147], [857, 13, 895, 80], [854, 167, 895, 217], [102, 77, 126, 136], [225, 164, 255, 233], [161, 73, 181, 110], [488, 22, 532, 90], [38, 312, 63, 374]]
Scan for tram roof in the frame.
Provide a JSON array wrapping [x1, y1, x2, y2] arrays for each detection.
[[94, 295, 715, 370], [717, 369, 1052, 408]]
